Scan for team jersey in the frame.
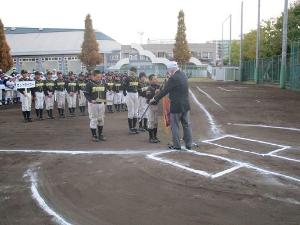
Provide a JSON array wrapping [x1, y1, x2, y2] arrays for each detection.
[[106, 81, 114, 91], [84, 80, 107, 103], [146, 83, 160, 105], [138, 81, 149, 97], [78, 80, 87, 91], [34, 79, 45, 93], [55, 78, 66, 91], [44, 79, 55, 95], [66, 80, 78, 93], [124, 73, 139, 93]]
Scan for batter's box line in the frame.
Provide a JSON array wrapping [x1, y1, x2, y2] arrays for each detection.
[[147, 150, 243, 179], [147, 150, 300, 183], [202, 135, 291, 157]]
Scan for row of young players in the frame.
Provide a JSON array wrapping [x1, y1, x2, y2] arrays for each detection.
[[17, 70, 130, 121]]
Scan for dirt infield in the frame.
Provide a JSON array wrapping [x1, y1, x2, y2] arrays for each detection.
[[0, 81, 300, 225]]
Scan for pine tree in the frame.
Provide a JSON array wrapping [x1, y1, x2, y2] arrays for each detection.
[[80, 14, 102, 72], [173, 10, 191, 67], [0, 19, 13, 72]]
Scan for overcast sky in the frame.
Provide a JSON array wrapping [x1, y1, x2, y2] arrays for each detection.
[[0, 0, 293, 44]]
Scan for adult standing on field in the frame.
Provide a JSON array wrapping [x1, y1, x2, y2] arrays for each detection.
[[150, 61, 192, 150]]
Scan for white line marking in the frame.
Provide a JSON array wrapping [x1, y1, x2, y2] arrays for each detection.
[[228, 123, 300, 132], [203, 135, 291, 156], [147, 150, 242, 179], [264, 194, 300, 205], [271, 155, 300, 163], [186, 149, 300, 183], [189, 89, 222, 136], [244, 164, 300, 183], [233, 86, 248, 89], [203, 140, 265, 156], [211, 165, 243, 178], [25, 169, 73, 225], [147, 152, 211, 177], [266, 148, 290, 156], [218, 87, 235, 92], [0, 149, 160, 155], [196, 86, 224, 110], [226, 135, 290, 149], [148, 149, 300, 183]]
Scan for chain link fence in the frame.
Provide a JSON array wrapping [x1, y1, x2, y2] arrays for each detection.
[[242, 41, 300, 90]]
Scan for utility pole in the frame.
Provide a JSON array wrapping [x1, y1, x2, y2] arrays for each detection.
[[221, 15, 231, 66], [240, 2, 244, 81], [254, 0, 261, 84], [229, 14, 232, 66], [280, 0, 289, 89]]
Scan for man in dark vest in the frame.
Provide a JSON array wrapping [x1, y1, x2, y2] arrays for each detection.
[[150, 61, 192, 150]]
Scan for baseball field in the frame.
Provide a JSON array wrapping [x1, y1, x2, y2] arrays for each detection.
[[0, 81, 299, 225]]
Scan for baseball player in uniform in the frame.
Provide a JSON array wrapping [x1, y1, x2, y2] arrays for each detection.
[[146, 74, 161, 143], [33, 71, 45, 120], [138, 72, 149, 131], [113, 75, 123, 112], [123, 67, 139, 134], [44, 71, 55, 119], [18, 70, 34, 122], [66, 72, 78, 117], [84, 70, 107, 142], [78, 74, 87, 116], [120, 73, 127, 112], [55, 71, 66, 118], [105, 74, 115, 113]]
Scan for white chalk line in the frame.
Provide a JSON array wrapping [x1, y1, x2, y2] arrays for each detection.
[[233, 86, 248, 89], [189, 89, 222, 136], [147, 149, 300, 183], [211, 165, 244, 178], [264, 194, 300, 206], [196, 86, 224, 110], [25, 169, 73, 225], [189, 149, 300, 183], [0, 149, 161, 155], [202, 135, 300, 163], [203, 135, 291, 157], [270, 155, 300, 163], [228, 123, 300, 132], [147, 150, 243, 179], [218, 87, 235, 92]]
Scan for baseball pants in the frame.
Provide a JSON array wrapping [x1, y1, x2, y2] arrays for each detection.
[[78, 90, 86, 107], [106, 91, 114, 106], [20, 92, 32, 111], [138, 96, 148, 119], [45, 94, 55, 110], [56, 91, 66, 109], [88, 102, 105, 129], [113, 92, 123, 104], [148, 105, 158, 129], [67, 93, 77, 108], [35, 92, 44, 109], [126, 92, 139, 119]]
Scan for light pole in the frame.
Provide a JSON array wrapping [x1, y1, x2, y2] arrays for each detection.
[[240, 2, 244, 80], [280, 0, 289, 89], [221, 15, 232, 66], [254, 0, 261, 84]]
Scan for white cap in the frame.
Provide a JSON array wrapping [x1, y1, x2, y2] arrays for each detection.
[[166, 61, 178, 70]]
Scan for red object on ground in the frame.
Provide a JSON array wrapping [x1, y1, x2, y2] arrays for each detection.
[[163, 96, 170, 127]]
